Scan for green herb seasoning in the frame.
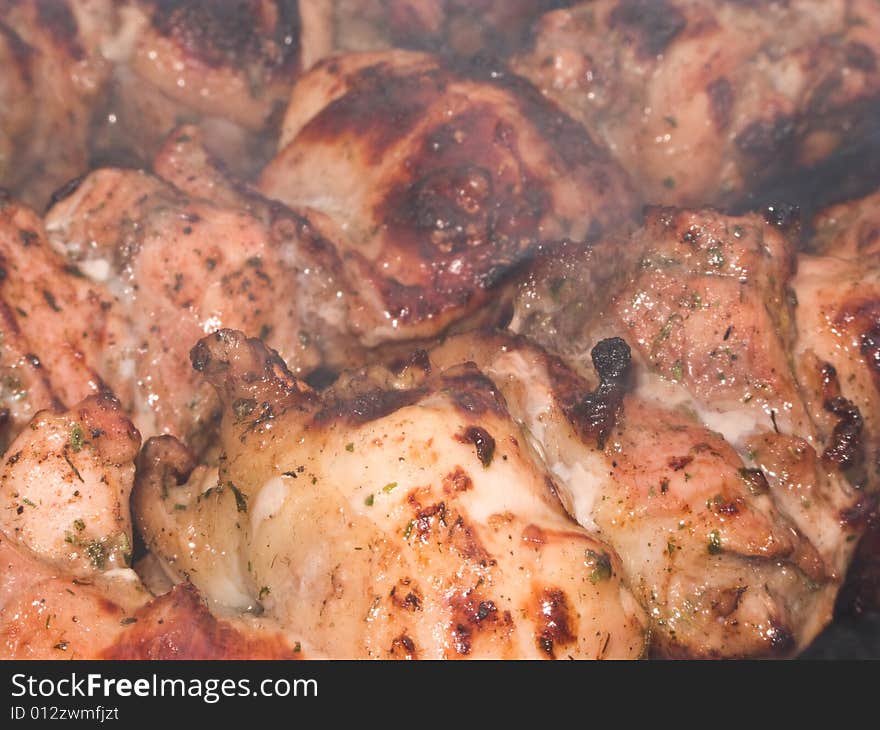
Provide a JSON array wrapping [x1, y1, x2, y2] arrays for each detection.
[[587, 550, 612, 583], [708, 529, 722, 555], [69, 424, 84, 453]]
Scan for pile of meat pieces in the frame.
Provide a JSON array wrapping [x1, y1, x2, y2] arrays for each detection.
[[0, 0, 879, 659]]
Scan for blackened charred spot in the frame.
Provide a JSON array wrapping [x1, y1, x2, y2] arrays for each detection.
[[448, 514, 494, 566], [46, 173, 87, 212], [735, 116, 795, 161], [36, 0, 83, 60], [763, 202, 800, 231], [609, 0, 687, 58], [389, 634, 418, 659], [841, 494, 877, 528], [388, 349, 431, 377], [567, 338, 632, 449], [390, 579, 423, 612], [449, 591, 507, 656], [765, 618, 795, 656], [668, 454, 693, 471], [861, 321, 880, 377], [301, 66, 433, 163], [453, 57, 607, 171], [407, 499, 449, 543], [441, 369, 507, 417], [533, 587, 576, 658], [403, 164, 494, 253], [707, 77, 734, 131], [822, 395, 864, 478], [457, 426, 495, 467], [313, 387, 424, 427], [152, 0, 301, 72], [846, 41, 877, 72], [738, 468, 770, 495], [443, 466, 473, 493]]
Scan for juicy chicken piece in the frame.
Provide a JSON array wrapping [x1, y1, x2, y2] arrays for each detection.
[[94, 0, 311, 179], [793, 190, 880, 611], [134, 329, 649, 659], [500, 207, 865, 655], [0, 395, 299, 658], [43, 156, 322, 450], [0, 0, 114, 208], [513, 0, 880, 206], [0, 196, 120, 452], [259, 50, 638, 348], [429, 331, 842, 657]]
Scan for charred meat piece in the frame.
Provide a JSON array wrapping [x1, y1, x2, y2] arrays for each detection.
[[259, 50, 637, 347]]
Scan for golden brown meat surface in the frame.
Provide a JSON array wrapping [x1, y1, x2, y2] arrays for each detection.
[[500, 207, 866, 655], [514, 0, 880, 206], [43, 147, 326, 450], [0, 197, 120, 452], [793, 189, 880, 613], [0, 394, 300, 659], [259, 50, 637, 349], [133, 329, 649, 659]]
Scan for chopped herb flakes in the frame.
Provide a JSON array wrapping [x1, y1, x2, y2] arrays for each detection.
[[708, 530, 722, 555], [587, 550, 612, 583], [70, 424, 84, 452]]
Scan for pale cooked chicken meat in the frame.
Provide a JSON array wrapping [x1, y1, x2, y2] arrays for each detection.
[[0, 394, 301, 658], [513, 0, 880, 206], [501, 207, 866, 654], [259, 50, 637, 348], [793, 189, 880, 612], [43, 149, 324, 449], [0, 0, 113, 208], [0, 0, 877, 661], [0, 195, 119, 452], [134, 329, 649, 659]]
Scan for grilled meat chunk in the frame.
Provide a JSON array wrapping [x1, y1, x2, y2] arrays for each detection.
[[514, 0, 880, 206], [259, 50, 637, 349], [134, 329, 649, 659], [500, 206, 866, 654]]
